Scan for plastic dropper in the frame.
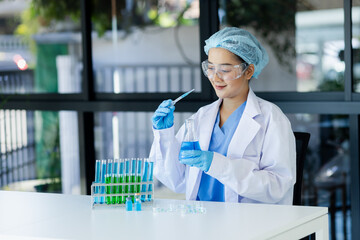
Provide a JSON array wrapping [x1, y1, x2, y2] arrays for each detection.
[[171, 89, 195, 106]]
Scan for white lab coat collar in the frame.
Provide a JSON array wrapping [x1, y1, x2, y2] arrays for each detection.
[[244, 88, 262, 118], [227, 88, 262, 157], [187, 88, 262, 200]]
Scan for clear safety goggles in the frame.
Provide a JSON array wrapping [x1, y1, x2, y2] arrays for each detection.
[[201, 59, 248, 81]]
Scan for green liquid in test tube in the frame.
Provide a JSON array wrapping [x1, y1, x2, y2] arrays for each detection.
[[136, 158, 142, 193], [105, 159, 113, 204], [112, 159, 119, 204], [130, 158, 136, 202], [118, 159, 124, 204], [124, 159, 130, 201], [141, 160, 149, 202]]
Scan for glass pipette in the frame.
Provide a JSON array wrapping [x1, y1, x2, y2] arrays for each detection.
[[172, 89, 195, 106]]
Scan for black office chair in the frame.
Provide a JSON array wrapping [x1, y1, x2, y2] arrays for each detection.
[[293, 132, 311, 206]]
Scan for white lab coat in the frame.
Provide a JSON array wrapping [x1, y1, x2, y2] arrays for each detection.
[[150, 88, 296, 204]]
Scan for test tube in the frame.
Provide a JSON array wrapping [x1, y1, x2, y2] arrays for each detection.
[[118, 159, 124, 204], [124, 158, 130, 201], [136, 158, 142, 194], [141, 160, 149, 202], [105, 159, 113, 204], [147, 159, 154, 201], [112, 159, 119, 204], [130, 158, 136, 202], [94, 159, 101, 204], [100, 159, 106, 204]]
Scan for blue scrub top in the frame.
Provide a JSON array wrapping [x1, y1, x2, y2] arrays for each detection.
[[196, 101, 247, 202]]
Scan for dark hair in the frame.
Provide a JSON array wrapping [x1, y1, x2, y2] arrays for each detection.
[[235, 55, 248, 66]]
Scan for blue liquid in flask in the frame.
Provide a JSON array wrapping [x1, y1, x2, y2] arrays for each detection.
[[180, 141, 201, 151]]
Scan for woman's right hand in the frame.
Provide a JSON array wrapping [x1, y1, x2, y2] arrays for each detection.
[[151, 99, 175, 129]]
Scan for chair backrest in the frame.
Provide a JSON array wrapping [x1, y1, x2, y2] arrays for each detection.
[[293, 132, 310, 205]]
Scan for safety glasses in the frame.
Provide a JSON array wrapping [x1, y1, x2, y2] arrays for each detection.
[[201, 60, 248, 81]]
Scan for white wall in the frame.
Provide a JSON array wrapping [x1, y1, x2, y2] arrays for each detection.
[[92, 26, 200, 66]]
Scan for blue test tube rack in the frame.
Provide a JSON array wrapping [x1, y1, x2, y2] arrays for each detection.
[[91, 158, 154, 209]]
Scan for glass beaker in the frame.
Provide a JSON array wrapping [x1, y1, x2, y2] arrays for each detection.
[[180, 118, 201, 152]]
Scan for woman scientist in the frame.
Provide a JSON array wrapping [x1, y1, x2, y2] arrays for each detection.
[[150, 27, 296, 204]]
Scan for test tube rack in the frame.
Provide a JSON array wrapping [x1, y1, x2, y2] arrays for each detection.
[[90, 181, 154, 208], [91, 157, 154, 209]]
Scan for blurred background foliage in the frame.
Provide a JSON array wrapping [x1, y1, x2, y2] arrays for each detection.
[[15, 0, 302, 69], [221, 0, 296, 69], [15, 0, 195, 37]]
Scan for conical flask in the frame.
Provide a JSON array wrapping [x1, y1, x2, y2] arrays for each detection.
[[180, 118, 201, 151]]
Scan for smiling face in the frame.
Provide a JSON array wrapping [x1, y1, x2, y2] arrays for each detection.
[[207, 48, 254, 103]]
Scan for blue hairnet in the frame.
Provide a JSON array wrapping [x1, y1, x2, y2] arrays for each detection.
[[204, 27, 269, 78]]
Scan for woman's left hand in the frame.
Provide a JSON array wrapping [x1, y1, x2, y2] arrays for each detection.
[[179, 150, 214, 172]]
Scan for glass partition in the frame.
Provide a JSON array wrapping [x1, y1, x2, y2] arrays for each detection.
[[0, 110, 81, 194], [0, 0, 83, 94], [288, 113, 350, 239], [91, 0, 201, 94], [218, 1, 344, 92]]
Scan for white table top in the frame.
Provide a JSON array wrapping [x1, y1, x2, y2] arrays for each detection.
[[0, 191, 328, 240]]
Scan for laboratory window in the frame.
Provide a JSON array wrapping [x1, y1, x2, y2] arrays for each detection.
[[218, 0, 345, 92], [90, 0, 202, 94], [0, 110, 81, 195], [288, 113, 350, 240], [0, 0, 83, 94]]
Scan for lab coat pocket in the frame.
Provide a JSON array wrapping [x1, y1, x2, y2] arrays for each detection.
[[243, 144, 260, 157], [242, 144, 261, 164]]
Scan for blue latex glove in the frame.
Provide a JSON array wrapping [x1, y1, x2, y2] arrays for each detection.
[[152, 99, 175, 129], [179, 150, 214, 172]]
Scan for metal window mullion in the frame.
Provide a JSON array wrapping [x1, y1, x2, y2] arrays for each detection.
[[78, 111, 95, 195], [344, 0, 353, 101], [350, 114, 360, 240], [80, 0, 96, 194], [199, 0, 219, 100], [80, 0, 94, 100]]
